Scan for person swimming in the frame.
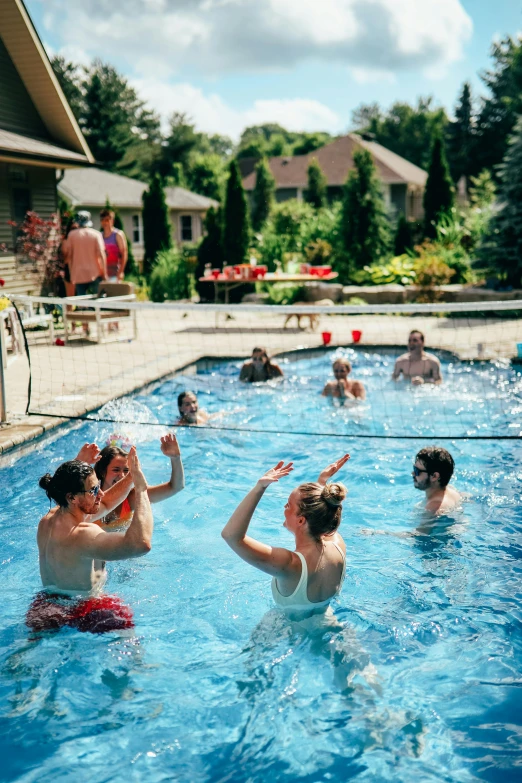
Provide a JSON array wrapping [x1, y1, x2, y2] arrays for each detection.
[[94, 433, 185, 526], [176, 391, 210, 426], [239, 347, 284, 383], [322, 358, 366, 402], [221, 454, 350, 618], [392, 330, 442, 385], [27, 448, 153, 634], [412, 446, 461, 515]]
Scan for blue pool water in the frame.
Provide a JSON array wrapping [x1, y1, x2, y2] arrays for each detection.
[[1, 349, 522, 782]]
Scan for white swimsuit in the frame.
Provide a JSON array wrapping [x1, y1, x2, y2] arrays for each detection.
[[271, 542, 346, 613]]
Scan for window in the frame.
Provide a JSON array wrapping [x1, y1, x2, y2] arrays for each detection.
[[180, 215, 193, 242], [132, 214, 143, 244]]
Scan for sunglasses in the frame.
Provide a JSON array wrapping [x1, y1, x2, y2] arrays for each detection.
[[333, 368, 347, 374], [412, 465, 428, 477], [80, 482, 101, 497]]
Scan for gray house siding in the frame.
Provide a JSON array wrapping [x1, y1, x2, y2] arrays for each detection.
[[390, 184, 407, 216], [0, 163, 57, 251], [0, 164, 11, 248], [0, 37, 50, 140], [29, 167, 57, 216]]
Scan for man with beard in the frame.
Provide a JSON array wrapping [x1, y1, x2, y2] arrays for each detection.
[[412, 446, 461, 514]]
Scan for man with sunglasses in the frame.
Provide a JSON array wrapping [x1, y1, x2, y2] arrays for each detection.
[[412, 446, 461, 514], [27, 447, 153, 634], [392, 330, 442, 385]]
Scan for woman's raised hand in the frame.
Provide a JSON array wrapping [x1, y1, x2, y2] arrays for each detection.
[[257, 461, 294, 488], [317, 454, 350, 485]]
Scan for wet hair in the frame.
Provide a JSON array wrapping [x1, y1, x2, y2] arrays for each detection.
[[333, 358, 351, 373], [296, 481, 347, 542], [251, 346, 280, 380], [178, 391, 197, 412], [415, 447, 454, 487], [39, 460, 95, 507], [95, 445, 128, 484], [409, 329, 425, 342], [100, 209, 115, 220]]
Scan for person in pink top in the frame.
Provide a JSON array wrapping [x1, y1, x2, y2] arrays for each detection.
[[100, 209, 128, 281], [62, 211, 107, 296]]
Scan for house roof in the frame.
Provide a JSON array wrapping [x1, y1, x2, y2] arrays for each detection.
[[0, 128, 91, 167], [242, 134, 427, 191], [59, 167, 219, 211], [0, 0, 93, 164]]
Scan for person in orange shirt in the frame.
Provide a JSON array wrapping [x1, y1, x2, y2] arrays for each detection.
[[62, 211, 107, 296]]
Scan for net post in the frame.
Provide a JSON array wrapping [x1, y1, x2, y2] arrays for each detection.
[[0, 312, 7, 423]]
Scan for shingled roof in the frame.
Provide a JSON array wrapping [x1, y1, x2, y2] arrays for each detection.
[[59, 167, 219, 210], [242, 134, 427, 191]]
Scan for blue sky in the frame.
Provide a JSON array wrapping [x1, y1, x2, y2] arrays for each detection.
[[26, 0, 522, 140]]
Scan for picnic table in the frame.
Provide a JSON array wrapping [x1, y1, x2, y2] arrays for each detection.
[[199, 272, 339, 304]]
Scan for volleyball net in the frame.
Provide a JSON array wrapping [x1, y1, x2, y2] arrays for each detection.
[[6, 295, 522, 440]]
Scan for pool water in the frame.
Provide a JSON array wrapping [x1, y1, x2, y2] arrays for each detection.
[[1, 350, 522, 783]]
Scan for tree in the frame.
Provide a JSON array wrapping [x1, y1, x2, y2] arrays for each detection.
[[305, 158, 327, 209], [339, 148, 390, 274], [188, 154, 224, 201], [394, 214, 414, 256], [155, 112, 200, 180], [196, 207, 224, 300], [223, 159, 250, 266], [423, 135, 455, 238], [251, 158, 275, 232], [477, 117, 522, 287], [142, 175, 172, 275], [447, 82, 475, 185], [51, 55, 84, 119], [292, 132, 332, 156], [351, 97, 448, 169]]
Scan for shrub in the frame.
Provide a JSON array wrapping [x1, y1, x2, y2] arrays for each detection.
[[413, 243, 456, 302], [353, 255, 417, 286], [149, 247, 195, 302], [257, 282, 305, 304]]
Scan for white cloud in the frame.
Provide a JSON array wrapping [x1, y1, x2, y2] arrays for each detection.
[[35, 0, 472, 79], [131, 78, 341, 139], [349, 67, 396, 85]]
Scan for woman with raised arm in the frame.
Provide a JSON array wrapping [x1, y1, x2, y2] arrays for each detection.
[[222, 454, 350, 617]]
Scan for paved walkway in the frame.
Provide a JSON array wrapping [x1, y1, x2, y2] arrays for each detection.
[[1, 305, 521, 455]]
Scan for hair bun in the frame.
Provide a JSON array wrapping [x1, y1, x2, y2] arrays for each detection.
[[39, 473, 53, 491], [322, 482, 347, 507]]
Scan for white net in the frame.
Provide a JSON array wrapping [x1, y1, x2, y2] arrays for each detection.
[[7, 295, 522, 440]]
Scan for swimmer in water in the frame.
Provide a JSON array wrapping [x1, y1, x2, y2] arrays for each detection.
[[176, 391, 210, 426], [412, 446, 461, 515], [27, 448, 152, 634], [322, 358, 366, 402], [222, 454, 350, 618], [392, 330, 442, 385], [239, 347, 284, 383], [94, 433, 185, 527]]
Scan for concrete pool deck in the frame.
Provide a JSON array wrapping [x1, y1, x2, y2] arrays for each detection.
[[1, 305, 521, 455]]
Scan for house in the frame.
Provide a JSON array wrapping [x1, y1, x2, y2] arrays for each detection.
[[58, 168, 219, 264], [241, 133, 427, 221], [0, 0, 93, 294]]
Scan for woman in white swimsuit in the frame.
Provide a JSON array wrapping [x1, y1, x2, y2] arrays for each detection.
[[222, 454, 350, 617]]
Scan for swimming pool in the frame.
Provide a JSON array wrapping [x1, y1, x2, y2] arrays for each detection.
[[1, 349, 522, 782]]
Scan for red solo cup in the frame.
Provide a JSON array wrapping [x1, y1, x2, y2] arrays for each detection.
[[55, 338, 65, 346], [211, 269, 221, 279], [322, 331, 332, 346], [352, 329, 362, 343]]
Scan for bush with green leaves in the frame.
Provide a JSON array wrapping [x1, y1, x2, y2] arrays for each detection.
[[353, 255, 417, 286], [257, 282, 305, 304], [149, 247, 195, 302]]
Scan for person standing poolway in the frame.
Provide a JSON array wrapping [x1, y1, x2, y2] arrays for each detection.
[[27, 448, 153, 634], [62, 210, 107, 296], [239, 347, 284, 383], [413, 446, 461, 514], [222, 454, 350, 618], [100, 208, 128, 281], [322, 359, 366, 402], [392, 330, 442, 385]]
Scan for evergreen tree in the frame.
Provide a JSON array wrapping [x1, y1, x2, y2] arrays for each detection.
[[477, 116, 522, 287], [142, 175, 172, 275], [339, 148, 390, 274], [196, 207, 224, 300], [155, 112, 199, 180], [188, 154, 224, 201], [223, 160, 250, 266], [51, 55, 84, 119], [251, 158, 275, 232], [423, 135, 455, 238], [394, 214, 414, 255], [447, 82, 475, 185], [304, 157, 327, 209]]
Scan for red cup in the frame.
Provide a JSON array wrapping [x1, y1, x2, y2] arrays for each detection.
[[211, 269, 221, 279], [322, 331, 332, 346], [352, 329, 362, 343], [55, 338, 65, 346]]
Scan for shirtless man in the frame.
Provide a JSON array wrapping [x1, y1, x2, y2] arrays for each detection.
[[27, 448, 152, 633], [413, 446, 461, 515], [392, 330, 442, 385], [177, 391, 209, 426], [322, 359, 366, 402]]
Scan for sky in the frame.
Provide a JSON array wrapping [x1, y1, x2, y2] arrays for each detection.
[[26, 0, 522, 141]]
